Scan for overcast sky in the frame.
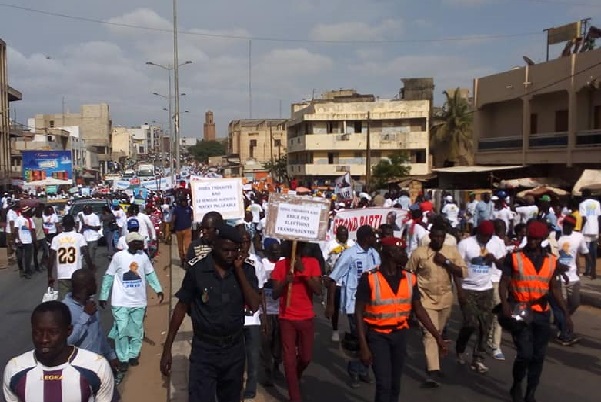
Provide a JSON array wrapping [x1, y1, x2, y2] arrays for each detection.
[[2, 0, 599, 139]]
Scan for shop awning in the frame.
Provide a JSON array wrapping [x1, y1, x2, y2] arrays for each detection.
[[572, 169, 601, 196]]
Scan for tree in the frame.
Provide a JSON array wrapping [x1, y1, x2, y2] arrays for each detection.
[[188, 140, 225, 163], [263, 154, 288, 183], [431, 88, 474, 167], [370, 152, 411, 190]]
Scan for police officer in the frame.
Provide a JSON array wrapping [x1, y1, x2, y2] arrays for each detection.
[[355, 236, 447, 402], [185, 211, 223, 268], [499, 220, 571, 402], [160, 223, 261, 402]]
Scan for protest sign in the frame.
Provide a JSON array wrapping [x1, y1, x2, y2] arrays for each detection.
[[264, 193, 330, 242], [190, 176, 244, 221], [330, 208, 408, 240]]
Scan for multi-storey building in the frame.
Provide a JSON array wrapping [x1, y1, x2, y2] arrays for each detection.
[[287, 90, 430, 185], [33, 104, 112, 174], [0, 38, 22, 187], [473, 47, 601, 169]]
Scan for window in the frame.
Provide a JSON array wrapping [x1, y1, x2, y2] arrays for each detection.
[[353, 121, 362, 133], [274, 139, 281, 147], [49, 120, 55, 128], [250, 139, 257, 147], [327, 152, 339, 164], [412, 149, 427, 163], [594, 105, 601, 130], [555, 110, 569, 132], [530, 113, 538, 134]]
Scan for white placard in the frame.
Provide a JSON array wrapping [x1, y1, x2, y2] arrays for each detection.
[[190, 176, 244, 221], [273, 202, 322, 239]]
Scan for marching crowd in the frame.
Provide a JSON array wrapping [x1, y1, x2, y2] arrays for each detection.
[[1, 182, 600, 402]]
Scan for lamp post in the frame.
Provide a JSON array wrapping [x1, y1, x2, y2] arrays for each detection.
[[146, 60, 191, 182]]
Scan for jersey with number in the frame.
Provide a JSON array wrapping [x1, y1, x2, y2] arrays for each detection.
[[2, 348, 114, 402], [51, 231, 88, 280]]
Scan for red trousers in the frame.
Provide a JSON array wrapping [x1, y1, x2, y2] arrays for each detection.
[[279, 318, 315, 402]]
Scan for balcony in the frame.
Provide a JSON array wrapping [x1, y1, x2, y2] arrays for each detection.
[[528, 132, 567, 148], [287, 131, 429, 153], [288, 162, 430, 177], [576, 129, 601, 147], [478, 136, 523, 151]]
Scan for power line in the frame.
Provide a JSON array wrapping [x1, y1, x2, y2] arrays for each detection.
[[0, 3, 543, 44], [517, 0, 601, 7]]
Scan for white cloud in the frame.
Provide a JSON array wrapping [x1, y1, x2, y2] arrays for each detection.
[[309, 19, 403, 42], [258, 48, 333, 75], [442, 0, 494, 6]]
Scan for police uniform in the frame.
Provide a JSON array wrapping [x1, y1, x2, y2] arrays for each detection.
[[175, 226, 259, 402], [356, 268, 419, 402]]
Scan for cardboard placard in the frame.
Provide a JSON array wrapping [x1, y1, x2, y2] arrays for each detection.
[[190, 176, 245, 222], [264, 193, 330, 242]]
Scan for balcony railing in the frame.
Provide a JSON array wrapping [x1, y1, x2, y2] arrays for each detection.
[[478, 136, 523, 151], [576, 129, 601, 147], [529, 132, 567, 148]]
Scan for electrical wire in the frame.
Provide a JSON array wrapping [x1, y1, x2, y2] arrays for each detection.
[[0, 3, 544, 44]]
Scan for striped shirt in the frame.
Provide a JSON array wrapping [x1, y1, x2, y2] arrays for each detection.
[[3, 348, 114, 402]]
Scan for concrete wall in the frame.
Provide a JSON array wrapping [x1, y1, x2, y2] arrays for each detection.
[[228, 119, 287, 165]]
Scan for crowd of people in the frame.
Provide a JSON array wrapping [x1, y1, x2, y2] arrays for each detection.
[[1, 181, 599, 402]]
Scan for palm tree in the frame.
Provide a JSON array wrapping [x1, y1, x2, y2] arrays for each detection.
[[431, 88, 474, 167]]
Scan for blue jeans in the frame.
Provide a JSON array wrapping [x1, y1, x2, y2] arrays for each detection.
[[585, 241, 597, 277], [347, 314, 369, 377], [243, 325, 261, 398]]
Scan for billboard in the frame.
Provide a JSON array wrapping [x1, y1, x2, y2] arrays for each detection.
[[22, 150, 73, 183]]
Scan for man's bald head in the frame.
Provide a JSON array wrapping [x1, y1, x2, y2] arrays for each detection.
[[71, 270, 96, 296], [202, 211, 224, 227]]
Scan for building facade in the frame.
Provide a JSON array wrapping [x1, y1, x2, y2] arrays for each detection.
[[473, 47, 601, 167], [228, 119, 287, 164], [111, 127, 132, 160], [287, 90, 430, 185], [33, 104, 112, 173], [203, 110, 216, 141], [1, 38, 22, 186]]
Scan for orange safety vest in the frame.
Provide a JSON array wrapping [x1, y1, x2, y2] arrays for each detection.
[[510, 252, 555, 313], [363, 271, 416, 333]]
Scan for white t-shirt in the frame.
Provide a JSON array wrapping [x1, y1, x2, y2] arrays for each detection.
[[407, 222, 428, 256], [51, 232, 88, 280], [6, 209, 18, 235], [14, 216, 34, 244], [106, 250, 156, 308], [261, 257, 283, 316], [515, 205, 539, 225], [42, 213, 59, 234], [579, 199, 601, 239], [115, 235, 127, 251], [557, 231, 589, 284], [442, 203, 460, 227], [78, 213, 101, 242], [112, 208, 127, 230], [490, 236, 508, 283], [458, 236, 506, 291], [493, 207, 514, 233], [125, 213, 156, 241], [244, 254, 266, 326], [249, 203, 262, 224]]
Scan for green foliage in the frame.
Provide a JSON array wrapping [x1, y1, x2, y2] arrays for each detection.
[[263, 154, 288, 183], [189, 140, 226, 163], [431, 88, 474, 167], [371, 152, 411, 190]]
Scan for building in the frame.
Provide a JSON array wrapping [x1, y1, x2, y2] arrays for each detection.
[[227, 119, 287, 179], [287, 89, 431, 186], [1, 38, 22, 186], [473, 47, 601, 171], [111, 127, 132, 161], [179, 136, 197, 147], [203, 110, 216, 141], [33, 104, 112, 174]]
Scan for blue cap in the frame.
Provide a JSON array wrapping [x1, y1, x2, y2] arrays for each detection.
[[127, 218, 140, 230]]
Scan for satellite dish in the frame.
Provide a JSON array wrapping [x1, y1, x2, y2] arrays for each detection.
[[523, 56, 535, 66]]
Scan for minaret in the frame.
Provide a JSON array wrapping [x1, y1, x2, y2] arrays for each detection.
[[203, 110, 216, 141]]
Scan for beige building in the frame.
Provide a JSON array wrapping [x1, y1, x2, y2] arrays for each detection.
[[111, 127, 132, 160], [474, 47, 601, 166], [228, 119, 287, 164], [287, 90, 431, 185], [1, 38, 22, 186], [33, 104, 112, 173]]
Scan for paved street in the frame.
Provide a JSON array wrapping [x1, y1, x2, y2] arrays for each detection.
[[0, 247, 115, 402], [257, 303, 601, 402]]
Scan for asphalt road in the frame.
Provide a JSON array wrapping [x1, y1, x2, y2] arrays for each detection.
[[261, 303, 601, 402], [0, 246, 115, 402]]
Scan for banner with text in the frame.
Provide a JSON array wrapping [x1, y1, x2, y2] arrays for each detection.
[[330, 208, 408, 240], [190, 176, 245, 222], [264, 193, 330, 242]]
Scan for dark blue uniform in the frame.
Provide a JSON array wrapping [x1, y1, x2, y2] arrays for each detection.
[[176, 253, 259, 402]]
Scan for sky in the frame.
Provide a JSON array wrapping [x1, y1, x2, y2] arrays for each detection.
[[1, 0, 600, 139]]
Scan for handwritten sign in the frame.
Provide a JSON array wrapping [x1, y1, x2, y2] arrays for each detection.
[[330, 208, 408, 240], [264, 193, 330, 242], [190, 176, 244, 221]]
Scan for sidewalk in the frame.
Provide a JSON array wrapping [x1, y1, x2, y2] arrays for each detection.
[[580, 276, 601, 308], [168, 243, 275, 402]]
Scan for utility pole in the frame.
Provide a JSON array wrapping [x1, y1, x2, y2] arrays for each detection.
[[248, 40, 253, 119], [365, 112, 371, 193], [269, 122, 274, 163], [173, 0, 181, 172]]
